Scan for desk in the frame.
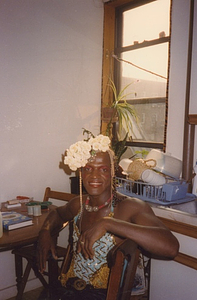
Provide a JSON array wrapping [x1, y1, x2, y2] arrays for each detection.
[[0, 202, 61, 299], [0, 202, 56, 251]]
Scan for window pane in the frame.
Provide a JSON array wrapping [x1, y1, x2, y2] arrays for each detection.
[[115, 0, 171, 146], [120, 43, 168, 98], [119, 100, 165, 143], [133, 101, 165, 142], [123, 0, 170, 47]]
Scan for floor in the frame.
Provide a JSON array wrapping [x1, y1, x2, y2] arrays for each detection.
[[6, 287, 44, 300], [6, 287, 148, 300]]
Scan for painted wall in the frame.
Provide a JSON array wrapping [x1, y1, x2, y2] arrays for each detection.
[[0, 0, 103, 299], [150, 232, 197, 300], [0, 0, 103, 203], [150, 0, 197, 299], [0, 0, 197, 299], [166, 0, 197, 161]]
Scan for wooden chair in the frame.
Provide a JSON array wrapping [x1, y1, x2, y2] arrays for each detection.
[[59, 238, 140, 300], [106, 239, 140, 300], [12, 188, 76, 300]]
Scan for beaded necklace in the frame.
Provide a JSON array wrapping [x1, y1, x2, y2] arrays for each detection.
[[84, 195, 112, 212]]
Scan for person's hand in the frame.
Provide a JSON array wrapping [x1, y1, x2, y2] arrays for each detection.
[[77, 219, 107, 259], [37, 229, 58, 273]]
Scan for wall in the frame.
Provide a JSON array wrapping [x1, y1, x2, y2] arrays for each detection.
[[150, 0, 197, 299], [0, 0, 103, 299], [0, 0, 103, 202], [0, 0, 197, 299], [166, 0, 197, 161], [150, 232, 197, 300]]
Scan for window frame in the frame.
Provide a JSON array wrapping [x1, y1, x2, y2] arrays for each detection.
[[101, 0, 170, 151]]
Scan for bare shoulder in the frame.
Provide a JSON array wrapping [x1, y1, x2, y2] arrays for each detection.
[[114, 193, 163, 226], [114, 194, 152, 212], [115, 193, 153, 213]]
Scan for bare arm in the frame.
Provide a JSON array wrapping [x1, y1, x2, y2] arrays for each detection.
[[37, 197, 79, 272], [78, 198, 179, 259], [104, 216, 179, 258]]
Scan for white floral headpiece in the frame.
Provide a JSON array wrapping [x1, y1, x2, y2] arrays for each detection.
[[64, 134, 111, 171]]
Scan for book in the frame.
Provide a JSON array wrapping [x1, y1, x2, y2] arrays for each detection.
[[2, 211, 33, 230], [5, 203, 22, 209], [6, 197, 33, 205], [7, 199, 20, 205]]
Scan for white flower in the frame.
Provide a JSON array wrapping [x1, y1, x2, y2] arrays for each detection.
[[64, 134, 111, 171], [88, 135, 111, 152]]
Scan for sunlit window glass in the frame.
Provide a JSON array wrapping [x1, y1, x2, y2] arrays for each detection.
[[116, 0, 171, 146], [123, 0, 170, 47]]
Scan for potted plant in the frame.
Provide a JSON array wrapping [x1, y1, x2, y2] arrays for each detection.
[[101, 79, 138, 169], [102, 79, 138, 139]]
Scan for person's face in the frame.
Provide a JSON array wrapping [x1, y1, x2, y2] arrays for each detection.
[[82, 151, 112, 197]]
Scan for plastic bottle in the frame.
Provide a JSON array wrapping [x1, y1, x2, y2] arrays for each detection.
[[192, 160, 197, 196], [0, 211, 3, 238]]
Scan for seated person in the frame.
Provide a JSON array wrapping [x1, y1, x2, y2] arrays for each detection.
[[37, 134, 179, 300]]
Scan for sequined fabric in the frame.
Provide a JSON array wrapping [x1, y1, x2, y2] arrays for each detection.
[[60, 208, 115, 289]]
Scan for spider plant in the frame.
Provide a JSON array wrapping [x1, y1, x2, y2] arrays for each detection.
[[105, 79, 138, 138], [111, 132, 128, 164]]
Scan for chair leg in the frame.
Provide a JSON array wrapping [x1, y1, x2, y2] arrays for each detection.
[[47, 259, 60, 287], [14, 253, 23, 294], [14, 252, 61, 299], [31, 261, 49, 288], [15, 262, 32, 300], [14, 255, 49, 300]]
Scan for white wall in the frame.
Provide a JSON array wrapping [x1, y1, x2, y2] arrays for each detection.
[[150, 232, 197, 300], [0, 0, 103, 202], [150, 1, 197, 299], [0, 0, 197, 299], [0, 0, 103, 299], [166, 0, 197, 161]]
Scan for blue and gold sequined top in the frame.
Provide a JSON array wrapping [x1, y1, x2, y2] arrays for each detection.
[[60, 206, 116, 289]]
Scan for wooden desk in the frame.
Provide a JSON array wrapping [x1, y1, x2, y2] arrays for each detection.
[[0, 202, 62, 299], [0, 202, 56, 252]]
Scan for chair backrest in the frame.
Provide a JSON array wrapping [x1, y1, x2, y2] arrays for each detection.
[[106, 239, 140, 300], [43, 187, 77, 202], [49, 188, 140, 299], [43, 187, 77, 238], [59, 237, 139, 300]]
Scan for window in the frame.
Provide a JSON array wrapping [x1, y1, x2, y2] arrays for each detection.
[[101, 0, 171, 155]]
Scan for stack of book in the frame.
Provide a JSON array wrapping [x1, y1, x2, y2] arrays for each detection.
[[2, 211, 33, 230], [5, 196, 32, 209]]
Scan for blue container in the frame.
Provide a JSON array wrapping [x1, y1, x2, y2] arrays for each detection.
[[161, 181, 188, 201]]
